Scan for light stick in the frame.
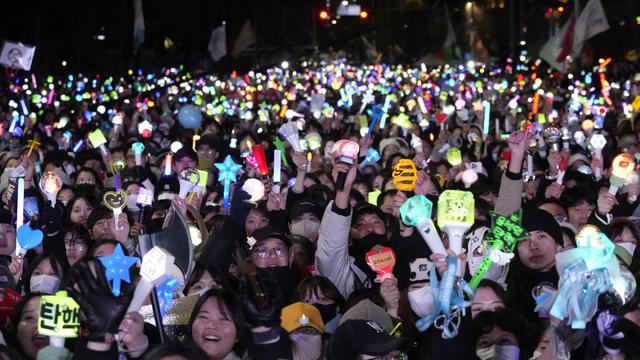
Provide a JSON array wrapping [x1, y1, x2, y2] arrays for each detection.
[[331, 140, 360, 191], [469, 210, 528, 288], [126, 246, 175, 312], [88, 129, 109, 156], [242, 178, 266, 202], [358, 148, 381, 171], [305, 132, 322, 151], [410, 133, 428, 168], [39, 171, 62, 207], [26, 139, 41, 157], [589, 134, 606, 180], [110, 160, 126, 190], [556, 153, 569, 185], [38, 291, 80, 347], [178, 168, 200, 199], [252, 144, 269, 177], [278, 122, 303, 152], [132, 142, 145, 166], [379, 95, 391, 128], [103, 190, 128, 231], [609, 153, 635, 195], [482, 100, 490, 136], [447, 147, 462, 166], [400, 195, 446, 254], [215, 155, 242, 209], [15, 178, 24, 256], [273, 137, 289, 167], [392, 159, 418, 192], [99, 243, 137, 297], [273, 150, 282, 193], [164, 153, 173, 176], [461, 169, 478, 188], [138, 119, 153, 139], [437, 190, 474, 256], [365, 247, 396, 283], [137, 188, 154, 208]]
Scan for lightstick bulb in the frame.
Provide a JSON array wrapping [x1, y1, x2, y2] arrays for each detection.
[[278, 122, 303, 152], [581, 119, 595, 132], [410, 133, 422, 150], [332, 140, 360, 164], [358, 148, 381, 170], [611, 153, 635, 179], [138, 119, 153, 139], [392, 159, 418, 191], [112, 113, 123, 125], [40, 171, 62, 206], [443, 104, 456, 115], [164, 153, 173, 176], [170, 141, 183, 153], [252, 144, 269, 177], [437, 190, 475, 228], [454, 98, 466, 110], [132, 142, 145, 154], [400, 195, 446, 255], [447, 147, 462, 166], [178, 167, 200, 199], [242, 178, 265, 202], [589, 134, 607, 152], [461, 169, 478, 188], [305, 132, 322, 151]]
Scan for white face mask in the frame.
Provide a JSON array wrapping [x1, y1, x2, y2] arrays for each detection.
[[30, 274, 60, 294], [127, 195, 139, 212], [290, 333, 322, 360], [618, 242, 636, 257], [476, 345, 520, 360], [291, 220, 320, 241], [407, 286, 435, 317]]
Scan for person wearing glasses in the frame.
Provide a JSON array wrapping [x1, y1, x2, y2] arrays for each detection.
[[62, 224, 93, 266], [249, 226, 292, 269]]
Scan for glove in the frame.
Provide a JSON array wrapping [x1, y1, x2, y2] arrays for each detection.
[[238, 272, 282, 328], [230, 187, 253, 224], [41, 201, 64, 234], [64, 259, 134, 341]]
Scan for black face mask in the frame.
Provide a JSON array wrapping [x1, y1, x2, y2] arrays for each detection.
[[146, 218, 165, 233], [75, 184, 96, 197], [258, 266, 300, 311], [313, 303, 337, 324], [349, 233, 387, 277]]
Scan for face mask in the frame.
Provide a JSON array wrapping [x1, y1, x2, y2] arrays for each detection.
[[476, 345, 495, 360], [313, 303, 337, 325], [127, 195, 139, 212], [147, 218, 165, 233], [30, 274, 60, 294], [408, 286, 435, 317], [618, 242, 636, 257], [198, 157, 214, 171], [76, 184, 96, 197], [476, 345, 520, 360], [291, 220, 321, 241], [290, 333, 322, 360]]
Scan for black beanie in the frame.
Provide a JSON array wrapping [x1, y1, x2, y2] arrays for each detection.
[[522, 207, 563, 246]]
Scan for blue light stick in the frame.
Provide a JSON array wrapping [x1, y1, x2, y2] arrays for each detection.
[[215, 155, 242, 209], [482, 100, 490, 136], [358, 148, 381, 170], [99, 243, 138, 297]]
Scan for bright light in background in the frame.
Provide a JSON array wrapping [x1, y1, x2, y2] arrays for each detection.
[[520, 40, 526, 46], [341, 0, 349, 5], [281, 61, 289, 69], [466, 61, 475, 68], [61, 61, 67, 67], [319, 10, 329, 20], [465, 2, 473, 10], [360, 10, 368, 19]]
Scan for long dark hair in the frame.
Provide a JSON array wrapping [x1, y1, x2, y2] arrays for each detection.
[[295, 275, 346, 312], [22, 253, 67, 294], [186, 289, 247, 358], [7, 292, 41, 359], [183, 261, 233, 296]]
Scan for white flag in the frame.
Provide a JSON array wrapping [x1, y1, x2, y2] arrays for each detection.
[[133, 0, 145, 54], [540, 18, 573, 72], [572, 0, 609, 56], [0, 41, 36, 71], [208, 25, 227, 61], [231, 20, 256, 58]]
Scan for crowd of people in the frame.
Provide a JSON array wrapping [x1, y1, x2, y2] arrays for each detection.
[[0, 55, 638, 360]]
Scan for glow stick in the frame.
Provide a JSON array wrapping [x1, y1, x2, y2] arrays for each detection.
[[38, 291, 80, 347], [437, 190, 474, 256], [164, 154, 173, 176], [126, 246, 175, 312], [26, 139, 40, 157], [215, 155, 242, 209], [252, 144, 269, 177], [410, 134, 428, 168], [178, 168, 200, 199], [527, 153, 533, 179], [88, 129, 108, 156], [379, 95, 391, 128], [400, 195, 446, 254], [132, 142, 145, 166], [278, 122, 302, 152], [103, 191, 128, 231], [47, 90, 55, 105], [358, 148, 381, 170], [589, 134, 606, 180], [307, 152, 312, 173], [15, 178, 24, 256], [20, 99, 28, 115], [482, 100, 490, 136], [39, 171, 62, 207], [609, 153, 635, 195], [273, 150, 282, 193], [273, 137, 289, 167]]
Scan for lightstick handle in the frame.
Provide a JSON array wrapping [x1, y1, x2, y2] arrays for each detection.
[[608, 185, 619, 196], [127, 279, 154, 313], [446, 228, 466, 277], [272, 184, 281, 194], [417, 220, 446, 255], [178, 179, 192, 199], [594, 150, 603, 180], [46, 193, 57, 208], [469, 256, 493, 289], [336, 171, 347, 191], [49, 336, 65, 348], [135, 153, 142, 166]]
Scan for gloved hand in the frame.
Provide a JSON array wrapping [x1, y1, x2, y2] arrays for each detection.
[[238, 271, 282, 328], [230, 187, 253, 224], [64, 258, 134, 341], [41, 201, 64, 234]]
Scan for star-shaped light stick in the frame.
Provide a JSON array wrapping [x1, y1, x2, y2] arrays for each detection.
[[469, 210, 529, 288], [215, 155, 242, 209], [99, 243, 138, 297]]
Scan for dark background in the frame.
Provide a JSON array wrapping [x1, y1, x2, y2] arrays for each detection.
[[0, 0, 638, 75]]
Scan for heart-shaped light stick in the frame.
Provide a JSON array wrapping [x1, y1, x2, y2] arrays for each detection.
[[103, 191, 128, 230], [39, 171, 62, 207]]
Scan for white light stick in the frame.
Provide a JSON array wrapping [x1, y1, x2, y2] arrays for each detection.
[[15, 178, 24, 256], [273, 150, 281, 193], [410, 133, 428, 168], [242, 178, 266, 202], [127, 246, 175, 312], [495, 119, 500, 137], [527, 153, 534, 179], [278, 122, 303, 152], [178, 168, 200, 199], [39, 171, 62, 207], [400, 195, 446, 255], [132, 142, 145, 166], [589, 134, 607, 180], [629, 174, 638, 203]]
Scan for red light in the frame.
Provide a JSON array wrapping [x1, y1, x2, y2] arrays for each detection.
[[360, 10, 368, 19], [319, 10, 329, 20]]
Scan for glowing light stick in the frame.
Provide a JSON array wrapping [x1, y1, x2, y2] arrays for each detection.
[[88, 129, 108, 156], [164, 153, 173, 176], [379, 95, 392, 128], [609, 153, 635, 195], [544, 126, 562, 152], [589, 134, 606, 180], [411, 134, 428, 168], [461, 169, 478, 188], [447, 147, 462, 166], [305, 132, 322, 151], [38, 291, 80, 347], [556, 153, 569, 185], [178, 168, 200, 199], [137, 188, 154, 208], [400, 195, 446, 254], [358, 148, 381, 171], [331, 140, 360, 191], [469, 210, 529, 288], [15, 178, 24, 256], [392, 159, 418, 191], [306, 152, 312, 173], [39, 171, 62, 207], [110, 160, 126, 190], [437, 190, 474, 256], [273, 150, 282, 193], [359, 92, 375, 114], [215, 155, 242, 209], [242, 178, 265, 202], [273, 137, 289, 167], [365, 247, 396, 283], [252, 144, 269, 177], [98, 243, 137, 297], [138, 119, 153, 139], [126, 246, 175, 312], [26, 139, 40, 157], [132, 142, 145, 166], [482, 100, 490, 136], [532, 90, 540, 115], [103, 190, 128, 231], [279, 122, 303, 152]]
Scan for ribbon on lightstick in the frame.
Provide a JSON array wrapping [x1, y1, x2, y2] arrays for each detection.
[[331, 140, 360, 191], [215, 155, 242, 209]]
